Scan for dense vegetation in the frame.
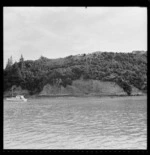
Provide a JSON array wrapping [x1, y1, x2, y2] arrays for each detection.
[[4, 51, 147, 95]]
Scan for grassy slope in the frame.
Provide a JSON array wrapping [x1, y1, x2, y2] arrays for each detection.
[[39, 79, 143, 96], [4, 80, 144, 97]]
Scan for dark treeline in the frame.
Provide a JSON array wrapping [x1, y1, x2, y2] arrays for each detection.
[[4, 51, 147, 95]]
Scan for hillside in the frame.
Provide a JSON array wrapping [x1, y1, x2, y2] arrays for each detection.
[[4, 51, 147, 96], [40, 79, 143, 96]]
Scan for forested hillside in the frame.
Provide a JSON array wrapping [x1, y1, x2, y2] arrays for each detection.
[[4, 51, 147, 96]]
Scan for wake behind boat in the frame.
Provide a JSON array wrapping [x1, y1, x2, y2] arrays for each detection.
[[6, 95, 27, 102]]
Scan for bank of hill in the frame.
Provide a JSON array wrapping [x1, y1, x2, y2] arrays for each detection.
[[4, 51, 147, 96]]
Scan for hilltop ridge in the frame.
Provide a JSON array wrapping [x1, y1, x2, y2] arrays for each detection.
[[4, 51, 147, 96]]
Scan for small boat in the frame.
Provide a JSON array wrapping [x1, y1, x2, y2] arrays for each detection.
[[6, 86, 27, 102], [6, 95, 27, 102]]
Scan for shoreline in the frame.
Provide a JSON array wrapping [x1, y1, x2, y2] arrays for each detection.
[[29, 93, 147, 99], [4, 94, 147, 103], [4, 92, 147, 99]]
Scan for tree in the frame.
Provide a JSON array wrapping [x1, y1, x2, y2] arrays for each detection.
[[116, 77, 132, 96], [5, 56, 13, 70], [19, 54, 25, 70], [18, 54, 26, 82], [11, 63, 23, 87]]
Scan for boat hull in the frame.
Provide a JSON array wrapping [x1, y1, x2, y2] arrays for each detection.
[[6, 98, 27, 102]]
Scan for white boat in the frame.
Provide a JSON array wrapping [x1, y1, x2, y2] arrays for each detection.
[[6, 95, 27, 102], [6, 86, 27, 102]]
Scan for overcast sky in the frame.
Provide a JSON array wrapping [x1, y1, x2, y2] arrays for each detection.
[[4, 7, 147, 67]]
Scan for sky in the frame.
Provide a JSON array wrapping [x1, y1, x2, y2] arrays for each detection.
[[4, 7, 147, 68]]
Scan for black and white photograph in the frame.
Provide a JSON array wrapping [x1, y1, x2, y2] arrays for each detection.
[[3, 7, 147, 149]]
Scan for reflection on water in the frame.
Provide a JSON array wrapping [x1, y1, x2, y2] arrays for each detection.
[[4, 96, 147, 149]]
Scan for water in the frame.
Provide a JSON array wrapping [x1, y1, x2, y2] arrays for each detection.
[[4, 96, 147, 149]]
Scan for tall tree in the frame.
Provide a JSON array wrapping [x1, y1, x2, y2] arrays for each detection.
[[5, 56, 13, 70], [19, 54, 25, 80], [19, 54, 25, 70]]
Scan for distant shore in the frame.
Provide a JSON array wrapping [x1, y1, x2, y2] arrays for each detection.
[[4, 92, 147, 99], [4, 79, 146, 100], [28, 93, 147, 99], [4, 94, 147, 103]]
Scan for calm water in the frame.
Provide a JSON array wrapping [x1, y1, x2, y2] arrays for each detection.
[[4, 96, 147, 149]]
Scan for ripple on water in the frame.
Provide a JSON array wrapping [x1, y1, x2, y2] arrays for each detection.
[[4, 96, 147, 149]]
